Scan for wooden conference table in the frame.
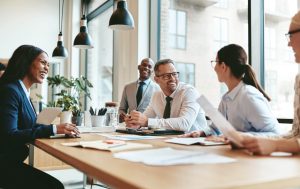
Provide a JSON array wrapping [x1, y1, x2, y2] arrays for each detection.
[[34, 133, 300, 189]]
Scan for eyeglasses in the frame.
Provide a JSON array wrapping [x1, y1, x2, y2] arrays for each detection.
[[210, 60, 221, 68], [285, 28, 300, 42], [156, 72, 179, 80]]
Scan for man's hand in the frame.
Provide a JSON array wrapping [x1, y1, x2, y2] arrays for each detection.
[[119, 112, 126, 123], [125, 110, 148, 128]]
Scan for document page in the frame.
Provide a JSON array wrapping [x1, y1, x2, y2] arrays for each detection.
[[36, 107, 62, 125], [165, 137, 226, 146], [99, 134, 165, 141], [62, 140, 153, 152], [113, 147, 236, 166]]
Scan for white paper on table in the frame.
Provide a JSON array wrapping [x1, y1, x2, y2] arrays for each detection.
[[165, 137, 225, 146], [197, 95, 244, 147], [62, 140, 152, 152], [98, 134, 165, 141], [113, 147, 236, 166], [78, 126, 116, 133], [36, 107, 62, 125]]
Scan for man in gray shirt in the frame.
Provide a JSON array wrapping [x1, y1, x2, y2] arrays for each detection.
[[125, 59, 207, 132], [119, 58, 160, 122]]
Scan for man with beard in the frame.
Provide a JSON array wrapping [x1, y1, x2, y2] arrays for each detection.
[[125, 59, 208, 132], [119, 58, 159, 122]]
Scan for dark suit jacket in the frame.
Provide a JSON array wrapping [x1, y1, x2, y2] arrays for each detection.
[[0, 81, 53, 162]]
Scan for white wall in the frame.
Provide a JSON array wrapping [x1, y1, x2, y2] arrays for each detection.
[[0, 0, 80, 105], [0, 0, 57, 58]]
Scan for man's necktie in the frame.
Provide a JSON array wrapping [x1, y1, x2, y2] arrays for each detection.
[[163, 96, 173, 119], [136, 81, 145, 106]]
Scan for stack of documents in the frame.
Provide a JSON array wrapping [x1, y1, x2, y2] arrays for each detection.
[[113, 147, 236, 166], [62, 140, 152, 152], [165, 137, 226, 146]]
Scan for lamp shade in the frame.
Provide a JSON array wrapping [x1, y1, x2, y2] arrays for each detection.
[[52, 32, 68, 59], [109, 0, 134, 30], [73, 17, 94, 49]]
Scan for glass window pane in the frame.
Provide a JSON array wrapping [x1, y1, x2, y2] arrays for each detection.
[[175, 62, 195, 86], [264, 0, 298, 118], [177, 11, 186, 35], [168, 35, 176, 48], [168, 9, 177, 34], [87, 7, 113, 108], [167, 8, 187, 49], [177, 36, 186, 49], [160, 0, 248, 107]]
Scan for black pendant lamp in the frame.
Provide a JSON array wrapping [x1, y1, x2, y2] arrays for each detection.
[[53, 0, 68, 59], [73, 0, 93, 49], [109, 0, 135, 30]]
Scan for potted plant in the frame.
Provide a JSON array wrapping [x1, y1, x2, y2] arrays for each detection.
[[47, 75, 93, 125]]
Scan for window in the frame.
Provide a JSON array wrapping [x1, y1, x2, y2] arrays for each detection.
[[175, 62, 195, 86], [159, 0, 248, 107], [213, 17, 229, 53], [214, 0, 228, 9], [264, 0, 298, 118], [265, 27, 276, 60], [85, 3, 113, 108], [168, 9, 187, 49]]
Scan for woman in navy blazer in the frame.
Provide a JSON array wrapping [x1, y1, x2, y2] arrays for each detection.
[[0, 45, 79, 189]]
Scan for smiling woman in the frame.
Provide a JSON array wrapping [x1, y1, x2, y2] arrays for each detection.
[[0, 45, 80, 189]]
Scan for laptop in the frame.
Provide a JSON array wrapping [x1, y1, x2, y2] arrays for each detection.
[[197, 95, 243, 147]]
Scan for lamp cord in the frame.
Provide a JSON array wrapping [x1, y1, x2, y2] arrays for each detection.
[[59, 0, 64, 33], [81, 0, 87, 17]]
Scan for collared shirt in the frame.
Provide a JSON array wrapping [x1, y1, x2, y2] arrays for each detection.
[[136, 78, 150, 97], [18, 80, 35, 114], [144, 82, 208, 132], [204, 81, 280, 137], [18, 80, 56, 134]]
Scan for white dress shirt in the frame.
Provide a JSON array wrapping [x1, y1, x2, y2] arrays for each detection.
[[203, 81, 280, 137], [144, 82, 208, 132]]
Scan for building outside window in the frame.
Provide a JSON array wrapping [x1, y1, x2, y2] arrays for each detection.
[[175, 62, 195, 86], [160, 0, 248, 107]]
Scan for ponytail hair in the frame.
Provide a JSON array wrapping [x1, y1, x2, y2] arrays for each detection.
[[217, 44, 271, 101], [243, 64, 271, 101]]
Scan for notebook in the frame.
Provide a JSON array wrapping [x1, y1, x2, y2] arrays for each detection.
[[197, 95, 244, 147]]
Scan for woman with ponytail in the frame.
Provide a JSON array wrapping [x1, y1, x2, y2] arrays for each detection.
[[183, 44, 280, 138]]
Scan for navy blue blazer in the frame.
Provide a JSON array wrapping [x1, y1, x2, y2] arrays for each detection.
[[0, 81, 53, 162]]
